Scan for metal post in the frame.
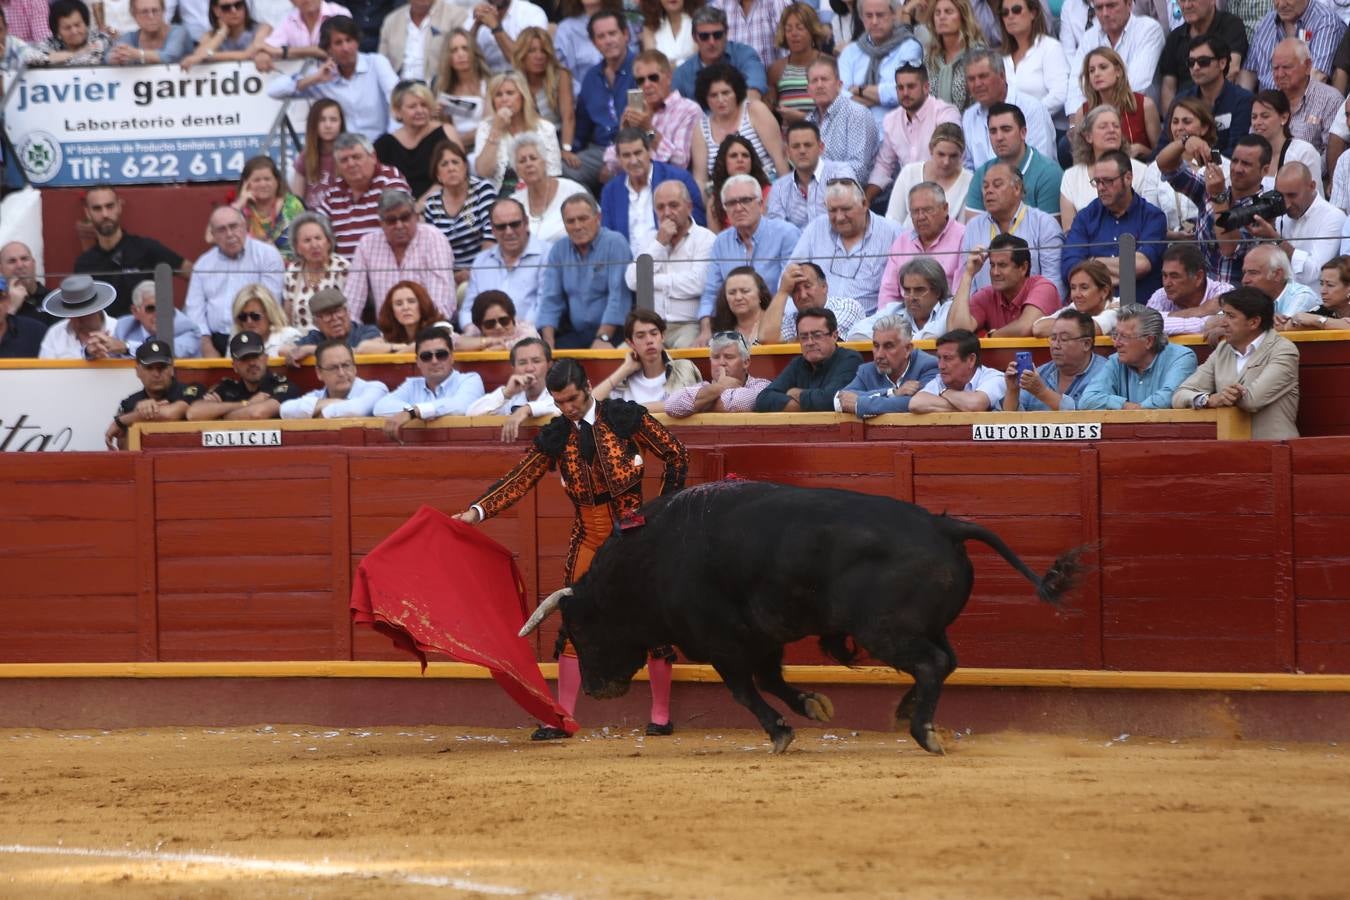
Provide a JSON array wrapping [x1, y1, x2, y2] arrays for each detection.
[[154, 262, 175, 347], [635, 253, 654, 312], [1118, 233, 1136, 307]]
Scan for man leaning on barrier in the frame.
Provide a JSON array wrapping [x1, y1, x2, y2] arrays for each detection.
[[279, 340, 390, 419], [1078, 304, 1198, 410], [835, 313, 938, 417], [754, 306, 863, 412], [1002, 309, 1107, 412], [907, 328, 1006, 413], [106, 339, 202, 449], [187, 332, 296, 421], [374, 326, 486, 440], [663, 330, 772, 417]]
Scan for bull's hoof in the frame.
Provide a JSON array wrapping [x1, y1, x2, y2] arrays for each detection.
[[916, 724, 946, 756], [770, 727, 795, 754], [802, 692, 834, 723]]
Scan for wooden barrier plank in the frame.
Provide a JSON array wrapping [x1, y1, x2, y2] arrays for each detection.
[[914, 475, 1082, 516], [157, 555, 331, 593], [1103, 636, 1282, 672], [1100, 514, 1277, 555], [912, 445, 1084, 475], [1, 483, 137, 519], [1292, 474, 1350, 516], [3, 455, 136, 481], [153, 450, 338, 482], [1272, 445, 1296, 672], [1101, 555, 1276, 601], [134, 454, 158, 662], [330, 454, 352, 661], [0, 519, 138, 558], [1292, 515, 1350, 554], [1102, 475, 1275, 515], [155, 479, 333, 520], [6, 558, 138, 597], [155, 517, 332, 557], [1099, 441, 1271, 475]]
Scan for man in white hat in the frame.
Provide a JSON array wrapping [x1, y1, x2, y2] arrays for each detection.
[[37, 275, 121, 360]]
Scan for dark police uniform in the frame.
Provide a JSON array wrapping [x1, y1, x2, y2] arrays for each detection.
[[211, 371, 297, 403]]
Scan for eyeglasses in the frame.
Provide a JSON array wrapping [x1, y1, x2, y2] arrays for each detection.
[[216, 0, 247, 10], [826, 176, 862, 189], [1187, 55, 1217, 68], [798, 330, 833, 343], [317, 361, 356, 372], [1089, 174, 1125, 187], [382, 210, 415, 225], [418, 348, 452, 362], [1001, 4, 1025, 15], [141, 304, 156, 314], [695, 29, 726, 41], [722, 195, 758, 209], [1112, 332, 1146, 343], [491, 218, 525, 231], [1048, 335, 1092, 345], [480, 315, 513, 330], [634, 72, 662, 84], [236, 311, 265, 322]]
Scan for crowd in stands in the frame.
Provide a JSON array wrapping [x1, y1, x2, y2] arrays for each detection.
[[5, 0, 1350, 444]]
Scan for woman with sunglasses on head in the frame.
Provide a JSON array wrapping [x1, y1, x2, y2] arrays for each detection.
[[376, 81, 458, 198], [232, 156, 305, 255], [1250, 90, 1323, 194], [640, 0, 701, 68], [421, 140, 497, 287], [996, 0, 1067, 127], [180, 0, 270, 68], [230, 283, 303, 356], [356, 280, 447, 354], [1069, 47, 1159, 160], [766, 2, 832, 126]]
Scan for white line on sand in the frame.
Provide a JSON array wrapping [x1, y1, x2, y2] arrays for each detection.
[[0, 844, 567, 897]]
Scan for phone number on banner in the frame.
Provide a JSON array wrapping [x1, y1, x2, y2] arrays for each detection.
[[15, 135, 271, 187]]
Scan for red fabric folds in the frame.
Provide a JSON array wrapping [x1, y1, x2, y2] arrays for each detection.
[[351, 505, 577, 735]]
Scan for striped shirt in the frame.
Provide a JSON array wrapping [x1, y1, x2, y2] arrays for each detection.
[[713, 0, 792, 70], [807, 94, 881, 185], [700, 103, 778, 179], [315, 165, 411, 259], [603, 92, 703, 172], [1246, 5, 1347, 91], [422, 179, 496, 271]]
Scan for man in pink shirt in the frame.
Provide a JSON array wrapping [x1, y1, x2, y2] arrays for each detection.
[[865, 63, 960, 204], [663, 330, 771, 416], [949, 232, 1061, 337], [345, 189, 456, 322], [875, 181, 965, 309], [1146, 243, 1234, 340], [603, 50, 702, 175], [260, 0, 351, 67]]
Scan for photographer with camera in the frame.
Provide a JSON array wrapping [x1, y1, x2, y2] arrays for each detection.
[[1157, 132, 1275, 286], [1249, 162, 1348, 289]]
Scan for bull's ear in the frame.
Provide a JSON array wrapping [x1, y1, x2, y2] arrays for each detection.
[[518, 587, 571, 637]]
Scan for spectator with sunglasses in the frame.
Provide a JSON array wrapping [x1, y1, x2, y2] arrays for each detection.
[[374, 326, 487, 438], [230, 283, 305, 357], [1173, 35, 1253, 160], [663, 328, 772, 416], [463, 198, 550, 331], [1157, 0, 1246, 114], [111, 280, 203, 360], [672, 6, 770, 102]]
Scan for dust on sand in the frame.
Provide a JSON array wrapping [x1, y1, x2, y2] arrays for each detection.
[[1, 725, 1347, 899]]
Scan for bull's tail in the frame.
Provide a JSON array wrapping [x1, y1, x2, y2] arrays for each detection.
[[938, 516, 1085, 607]]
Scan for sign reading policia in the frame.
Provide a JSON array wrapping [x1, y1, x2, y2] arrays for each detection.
[[3, 61, 304, 188]]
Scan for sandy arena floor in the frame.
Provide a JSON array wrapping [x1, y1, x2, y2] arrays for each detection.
[[0, 724, 1347, 899]]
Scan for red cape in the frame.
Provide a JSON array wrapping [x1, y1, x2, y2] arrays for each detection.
[[350, 505, 577, 735]]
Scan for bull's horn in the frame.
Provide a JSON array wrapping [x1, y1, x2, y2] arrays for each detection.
[[518, 587, 571, 637]]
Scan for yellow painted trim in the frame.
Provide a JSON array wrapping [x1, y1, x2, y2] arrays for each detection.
[[1, 662, 1347, 692]]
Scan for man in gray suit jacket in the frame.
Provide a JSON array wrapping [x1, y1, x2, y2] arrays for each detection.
[[1172, 286, 1300, 440]]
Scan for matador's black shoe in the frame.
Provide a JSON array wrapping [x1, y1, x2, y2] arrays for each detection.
[[531, 726, 570, 741], [645, 721, 674, 736]]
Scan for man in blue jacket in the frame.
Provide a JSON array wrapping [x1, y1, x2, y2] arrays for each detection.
[[600, 128, 706, 253], [835, 313, 938, 416]]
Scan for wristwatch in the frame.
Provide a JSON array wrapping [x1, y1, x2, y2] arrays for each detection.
[[1210, 188, 1231, 204], [562, 143, 573, 152], [596, 333, 612, 343], [403, 404, 419, 419]]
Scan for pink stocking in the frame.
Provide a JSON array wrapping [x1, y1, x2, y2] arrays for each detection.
[[557, 655, 581, 716], [647, 658, 672, 725]]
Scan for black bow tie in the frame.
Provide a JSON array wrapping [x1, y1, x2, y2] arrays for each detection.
[[576, 418, 596, 463]]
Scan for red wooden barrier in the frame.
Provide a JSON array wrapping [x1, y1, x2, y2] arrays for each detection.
[[3, 440, 1349, 673]]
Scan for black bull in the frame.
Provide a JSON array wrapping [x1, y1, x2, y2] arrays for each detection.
[[521, 480, 1083, 754]]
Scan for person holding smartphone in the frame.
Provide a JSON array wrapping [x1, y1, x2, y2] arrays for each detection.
[[1002, 309, 1106, 411]]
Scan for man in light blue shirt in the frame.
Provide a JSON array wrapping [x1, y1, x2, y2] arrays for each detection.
[[765, 121, 855, 229], [537, 194, 634, 349], [837, 0, 923, 128], [265, 16, 399, 141], [1002, 309, 1108, 411], [960, 48, 1056, 169], [1241, 244, 1321, 319], [672, 7, 769, 100], [1079, 305, 1198, 409], [280, 341, 389, 418], [697, 174, 800, 341], [375, 326, 487, 438], [113, 279, 201, 360], [806, 56, 881, 184], [463, 198, 548, 331], [184, 206, 285, 357], [789, 178, 901, 314]]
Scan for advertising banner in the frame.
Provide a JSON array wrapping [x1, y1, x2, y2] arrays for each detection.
[[2, 61, 305, 187], [0, 365, 143, 451]]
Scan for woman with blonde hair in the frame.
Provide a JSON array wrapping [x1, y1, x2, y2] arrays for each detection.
[[1032, 258, 1118, 337], [886, 122, 971, 225], [437, 28, 491, 148], [513, 26, 576, 154], [1060, 104, 1156, 230], [376, 81, 457, 198], [640, 0, 702, 68], [289, 100, 344, 207], [1070, 47, 1158, 159], [924, 0, 984, 110], [766, 3, 832, 125], [231, 283, 303, 356], [473, 71, 562, 189]]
